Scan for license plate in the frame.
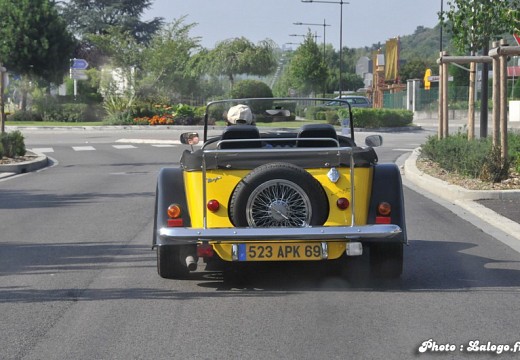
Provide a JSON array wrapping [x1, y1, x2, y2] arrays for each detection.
[[237, 243, 323, 261]]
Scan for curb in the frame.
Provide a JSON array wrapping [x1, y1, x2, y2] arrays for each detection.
[[404, 148, 520, 242], [0, 150, 48, 177]]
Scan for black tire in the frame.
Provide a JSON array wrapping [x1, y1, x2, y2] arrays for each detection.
[[369, 243, 403, 279], [229, 163, 328, 227], [157, 246, 190, 279]]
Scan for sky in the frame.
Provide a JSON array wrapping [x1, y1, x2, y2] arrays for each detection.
[[144, 0, 442, 49]]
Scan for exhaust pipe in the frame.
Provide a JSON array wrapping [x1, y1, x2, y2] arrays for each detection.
[[185, 255, 197, 271]]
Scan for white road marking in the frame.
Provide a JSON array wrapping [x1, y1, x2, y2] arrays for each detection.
[[72, 146, 96, 151], [30, 148, 54, 153], [113, 145, 137, 149], [116, 138, 181, 145], [392, 148, 416, 152]]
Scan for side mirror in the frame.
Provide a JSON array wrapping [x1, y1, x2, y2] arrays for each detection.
[[365, 135, 383, 147], [180, 132, 200, 145]]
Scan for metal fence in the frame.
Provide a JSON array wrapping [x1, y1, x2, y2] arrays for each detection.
[[383, 83, 520, 111]]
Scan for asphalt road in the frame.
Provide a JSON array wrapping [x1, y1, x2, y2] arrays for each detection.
[[1, 128, 520, 359]]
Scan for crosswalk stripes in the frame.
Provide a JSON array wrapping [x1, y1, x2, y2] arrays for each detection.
[[31, 148, 54, 153], [113, 145, 137, 150], [30, 144, 419, 154], [29, 143, 180, 154], [72, 146, 96, 151]]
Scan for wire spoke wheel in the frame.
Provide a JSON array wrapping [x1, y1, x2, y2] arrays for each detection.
[[229, 163, 329, 228], [246, 179, 311, 227]]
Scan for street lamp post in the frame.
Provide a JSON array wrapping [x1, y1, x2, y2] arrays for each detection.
[[301, 0, 348, 98], [289, 34, 321, 42], [293, 20, 331, 66]]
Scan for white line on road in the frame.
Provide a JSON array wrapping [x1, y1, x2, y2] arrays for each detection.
[[116, 138, 181, 145], [30, 148, 54, 153], [112, 145, 137, 149], [72, 146, 96, 151]]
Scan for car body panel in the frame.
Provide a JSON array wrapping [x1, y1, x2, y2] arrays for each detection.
[[183, 167, 373, 229]]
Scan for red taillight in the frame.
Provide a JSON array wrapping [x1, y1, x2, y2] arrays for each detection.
[[167, 218, 184, 227], [377, 202, 391, 216], [207, 199, 220, 212], [375, 202, 391, 224], [336, 197, 350, 210], [375, 216, 391, 224], [197, 244, 214, 258]]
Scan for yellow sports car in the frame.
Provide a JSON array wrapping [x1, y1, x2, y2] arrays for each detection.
[[153, 98, 406, 280]]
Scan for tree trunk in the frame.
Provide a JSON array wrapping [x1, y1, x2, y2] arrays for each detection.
[[480, 43, 490, 138], [467, 62, 476, 140], [0, 63, 5, 134]]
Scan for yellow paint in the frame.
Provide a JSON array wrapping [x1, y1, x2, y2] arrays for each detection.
[[183, 167, 373, 228]]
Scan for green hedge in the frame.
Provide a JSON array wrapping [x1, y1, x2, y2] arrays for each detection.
[[304, 107, 413, 128], [340, 108, 413, 128], [9, 103, 104, 122]]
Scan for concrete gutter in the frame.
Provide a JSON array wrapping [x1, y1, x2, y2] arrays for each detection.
[[404, 148, 520, 242], [0, 150, 48, 178]]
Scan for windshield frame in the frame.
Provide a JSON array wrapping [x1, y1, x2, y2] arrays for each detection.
[[202, 97, 354, 142]]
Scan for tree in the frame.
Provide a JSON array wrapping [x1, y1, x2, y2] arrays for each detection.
[[208, 37, 277, 88], [89, 28, 144, 70], [140, 18, 202, 98], [287, 33, 328, 95], [59, 0, 162, 43], [0, 0, 76, 120], [443, 0, 518, 54], [443, 0, 520, 137]]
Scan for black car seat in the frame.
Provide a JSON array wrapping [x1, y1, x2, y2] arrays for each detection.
[[219, 125, 261, 149], [297, 124, 339, 147]]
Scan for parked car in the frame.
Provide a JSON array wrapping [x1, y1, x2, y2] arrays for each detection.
[[327, 95, 372, 108], [153, 98, 406, 280]]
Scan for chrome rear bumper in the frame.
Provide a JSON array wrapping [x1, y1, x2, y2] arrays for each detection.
[[157, 224, 403, 245]]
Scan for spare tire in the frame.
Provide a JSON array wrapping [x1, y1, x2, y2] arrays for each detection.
[[229, 163, 329, 227]]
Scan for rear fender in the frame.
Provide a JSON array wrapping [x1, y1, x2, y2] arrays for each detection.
[[153, 168, 190, 247], [368, 163, 407, 243]]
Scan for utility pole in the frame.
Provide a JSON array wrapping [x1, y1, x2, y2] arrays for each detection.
[[0, 63, 6, 134]]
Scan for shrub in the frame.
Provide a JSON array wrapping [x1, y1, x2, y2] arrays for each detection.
[[131, 103, 203, 126], [229, 80, 273, 114], [0, 130, 26, 158], [340, 108, 413, 128], [229, 80, 273, 99], [7, 110, 43, 122], [305, 106, 329, 120], [325, 110, 339, 124], [420, 132, 514, 182]]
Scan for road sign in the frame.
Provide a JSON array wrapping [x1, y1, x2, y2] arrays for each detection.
[[428, 75, 453, 82], [514, 33, 520, 46], [71, 58, 89, 70], [70, 69, 88, 80]]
